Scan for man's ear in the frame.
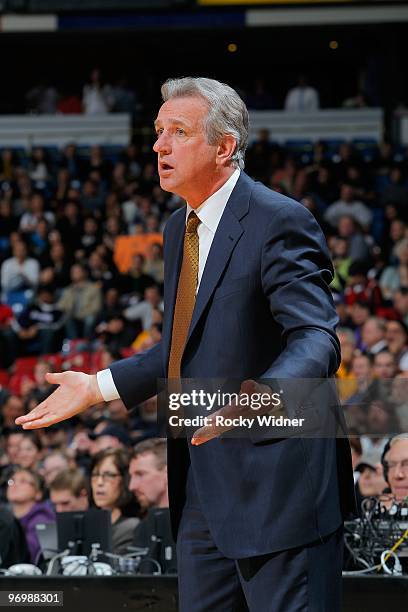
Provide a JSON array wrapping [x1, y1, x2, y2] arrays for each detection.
[[216, 134, 237, 167]]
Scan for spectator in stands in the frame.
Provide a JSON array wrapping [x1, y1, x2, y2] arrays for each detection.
[[49, 469, 89, 513], [382, 434, 408, 502], [40, 450, 71, 487], [16, 433, 43, 471], [306, 163, 338, 207], [361, 317, 387, 356], [121, 253, 155, 298], [86, 145, 112, 182], [385, 319, 408, 371], [124, 284, 163, 331], [388, 219, 407, 262], [284, 75, 320, 112], [246, 78, 277, 111], [0, 199, 19, 254], [381, 167, 408, 209], [0, 240, 39, 299], [102, 216, 124, 254], [394, 288, 408, 325], [0, 503, 29, 568], [8, 285, 65, 357], [390, 374, 408, 431], [95, 312, 137, 353], [82, 68, 113, 115], [0, 149, 19, 182], [59, 143, 83, 178], [336, 328, 357, 401], [330, 236, 352, 293], [373, 350, 398, 380], [145, 243, 164, 285], [87, 250, 116, 292], [80, 178, 105, 214], [89, 423, 131, 455], [56, 201, 83, 248], [337, 215, 371, 262], [345, 353, 374, 406], [379, 238, 408, 300], [25, 82, 58, 115], [344, 262, 383, 313], [76, 216, 101, 259], [3, 429, 25, 466], [111, 78, 137, 114], [6, 467, 55, 563], [129, 438, 168, 513], [354, 455, 388, 510], [0, 301, 14, 367], [28, 149, 51, 184], [324, 184, 373, 231], [0, 395, 25, 431], [90, 448, 139, 555], [271, 157, 306, 200], [361, 399, 400, 462], [245, 129, 281, 184], [333, 143, 362, 183], [58, 263, 102, 339], [129, 439, 175, 572], [19, 193, 54, 237]]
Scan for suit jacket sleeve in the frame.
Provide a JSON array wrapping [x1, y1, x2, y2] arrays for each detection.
[[251, 200, 341, 441], [109, 341, 165, 410]]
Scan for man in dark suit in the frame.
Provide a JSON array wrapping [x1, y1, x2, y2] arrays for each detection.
[[17, 77, 355, 611]]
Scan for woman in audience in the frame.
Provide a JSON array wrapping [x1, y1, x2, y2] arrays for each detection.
[[90, 448, 139, 555], [6, 467, 55, 564], [16, 433, 43, 471]]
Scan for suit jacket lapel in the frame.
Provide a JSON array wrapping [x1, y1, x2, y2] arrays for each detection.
[[186, 172, 253, 346], [163, 209, 185, 363]]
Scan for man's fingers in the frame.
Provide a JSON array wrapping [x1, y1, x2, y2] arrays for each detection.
[[191, 415, 230, 446], [21, 413, 61, 429], [240, 379, 259, 394], [15, 403, 48, 424]]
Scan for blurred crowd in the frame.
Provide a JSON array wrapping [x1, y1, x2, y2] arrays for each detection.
[[1, 127, 408, 566]]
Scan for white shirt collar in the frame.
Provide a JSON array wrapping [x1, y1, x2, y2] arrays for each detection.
[[185, 169, 240, 233]]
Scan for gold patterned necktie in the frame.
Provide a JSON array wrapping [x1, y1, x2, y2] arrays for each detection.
[[168, 211, 200, 380]]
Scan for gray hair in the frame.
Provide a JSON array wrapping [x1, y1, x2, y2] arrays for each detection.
[[389, 433, 408, 447], [161, 77, 249, 169]]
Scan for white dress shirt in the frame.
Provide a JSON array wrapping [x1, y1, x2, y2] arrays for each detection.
[[97, 169, 241, 401]]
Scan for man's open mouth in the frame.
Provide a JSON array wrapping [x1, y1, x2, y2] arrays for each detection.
[[160, 162, 174, 171]]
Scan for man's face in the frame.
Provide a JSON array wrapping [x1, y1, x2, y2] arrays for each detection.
[[50, 489, 88, 513], [374, 353, 396, 379], [6, 433, 24, 463], [362, 320, 384, 348], [153, 96, 220, 206], [385, 322, 407, 354], [91, 435, 122, 455], [42, 455, 69, 486], [129, 453, 167, 511], [358, 465, 387, 498], [352, 355, 372, 382], [385, 440, 408, 501]]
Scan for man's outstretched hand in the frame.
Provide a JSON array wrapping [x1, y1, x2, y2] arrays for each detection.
[[191, 379, 277, 446], [15, 371, 103, 429]]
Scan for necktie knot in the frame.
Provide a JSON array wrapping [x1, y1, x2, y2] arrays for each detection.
[[186, 211, 200, 234]]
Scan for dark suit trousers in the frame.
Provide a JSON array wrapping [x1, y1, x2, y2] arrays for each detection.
[[177, 469, 344, 612]]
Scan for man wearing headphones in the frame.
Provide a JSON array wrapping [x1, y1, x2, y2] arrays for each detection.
[[381, 434, 408, 502]]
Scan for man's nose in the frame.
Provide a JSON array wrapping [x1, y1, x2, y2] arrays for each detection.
[[153, 131, 171, 154]]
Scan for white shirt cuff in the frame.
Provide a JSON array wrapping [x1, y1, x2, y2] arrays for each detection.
[[96, 369, 120, 402]]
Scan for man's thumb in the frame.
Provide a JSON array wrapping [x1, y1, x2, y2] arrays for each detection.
[[45, 372, 64, 385]]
